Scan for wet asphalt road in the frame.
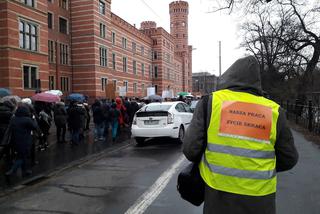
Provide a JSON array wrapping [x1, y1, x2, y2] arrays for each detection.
[[0, 130, 319, 214]]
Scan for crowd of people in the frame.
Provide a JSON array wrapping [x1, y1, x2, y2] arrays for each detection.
[[0, 96, 142, 180]]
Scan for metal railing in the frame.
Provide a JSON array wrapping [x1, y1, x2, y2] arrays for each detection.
[[280, 100, 320, 134]]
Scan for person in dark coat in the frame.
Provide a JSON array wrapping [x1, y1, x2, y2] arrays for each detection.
[[123, 97, 131, 125], [0, 101, 15, 143], [92, 100, 105, 141], [0, 101, 15, 165], [38, 109, 52, 150], [183, 56, 299, 214], [21, 98, 38, 165], [84, 103, 91, 131], [110, 103, 120, 142], [102, 101, 111, 138], [67, 101, 85, 145], [54, 102, 68, 143], [129, 99, 140, 125], [5, 105, 39, 177]]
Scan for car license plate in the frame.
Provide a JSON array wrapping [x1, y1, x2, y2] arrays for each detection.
[[144, 120, 159, 125]]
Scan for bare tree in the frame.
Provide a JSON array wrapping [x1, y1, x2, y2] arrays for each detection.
[[239, 5, 303, 98], [239, 0, 320, 100], [275, 0, 320, 91], [207, 0, 272, 13]]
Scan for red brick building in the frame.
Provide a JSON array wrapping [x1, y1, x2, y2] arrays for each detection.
[[0, 0, 192, 99]]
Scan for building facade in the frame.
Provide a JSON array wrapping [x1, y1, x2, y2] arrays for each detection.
[[0, 0, 192, 99], [192, 72, 218, 95]]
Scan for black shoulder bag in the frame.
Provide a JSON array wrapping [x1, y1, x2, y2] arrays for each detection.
[[177, 95, 209, 206]]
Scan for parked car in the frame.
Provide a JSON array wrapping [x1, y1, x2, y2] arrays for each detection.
[[131, 101, 193, 145]]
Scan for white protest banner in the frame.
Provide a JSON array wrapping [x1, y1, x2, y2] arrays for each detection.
[[119, 86, 126, 97], [147, 87, 155, 96]]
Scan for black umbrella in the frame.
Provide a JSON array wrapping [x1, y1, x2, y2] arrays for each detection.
[[147, 94, 163, 101]]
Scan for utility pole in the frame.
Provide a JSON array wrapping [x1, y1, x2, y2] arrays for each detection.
[[219, 41, 221, 77]]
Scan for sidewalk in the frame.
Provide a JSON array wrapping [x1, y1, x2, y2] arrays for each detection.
[[0, 123, 132, 195], [275, 129, 320, 213]]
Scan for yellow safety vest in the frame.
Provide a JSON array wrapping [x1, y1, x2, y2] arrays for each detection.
[[199, 89, 279, 196]]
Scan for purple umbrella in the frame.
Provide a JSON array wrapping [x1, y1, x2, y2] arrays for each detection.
[[31, 92, 60, 103]]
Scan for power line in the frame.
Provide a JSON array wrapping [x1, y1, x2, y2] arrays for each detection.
[[139, 0, 163, 21]]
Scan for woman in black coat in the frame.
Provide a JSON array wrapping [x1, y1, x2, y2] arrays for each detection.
[[5, 105, 39, 176], [54, 102, 68, 143], [67, 101, 85, 145]]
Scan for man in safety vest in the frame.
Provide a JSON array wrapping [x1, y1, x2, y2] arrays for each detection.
[[183, 56, 298, 214]]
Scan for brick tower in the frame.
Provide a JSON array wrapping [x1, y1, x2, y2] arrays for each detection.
[[170, 1, 189, 53], [169, 1, 192, 92]]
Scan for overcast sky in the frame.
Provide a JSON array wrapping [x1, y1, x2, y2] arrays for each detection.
[[111, 0, 246, 76]]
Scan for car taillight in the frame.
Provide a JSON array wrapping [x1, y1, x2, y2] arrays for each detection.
[[133, 115, 137, 125], [167, 113, 174, 124]]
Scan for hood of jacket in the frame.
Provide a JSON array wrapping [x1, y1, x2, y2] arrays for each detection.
[[115, 97, 122, 105], [217, 55, 263, 96], [15, 105, 31, 117]]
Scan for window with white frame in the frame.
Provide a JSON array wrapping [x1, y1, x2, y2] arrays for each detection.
[[101, 77, 108, 91], [49, 75, 55, 90], [23, 65, 37, 89], [154, 65, 158, 78], [112, 32, 116, 45], [165, 53, 170, 62], [112, 53, 116, 70], [149, 64, 152, 79], [122, 37, 127, 49], [153, 51, 157, 60], [99, 47, 107, 67], [141, 83, 145, 95], [99, 0, 105, 14], [148, 49, 152, 59], [122, 56, 127, 72], [59, 17, 68, 34], [59, 43, 68, 64], [113, 79, 117, 91], [48, 12, 53, 29], [132, 42, 136, 53], [123, 81, 128, 92], [141, 63, 145, 76], [154, 85, 158, 94], [48, 40, 55, 63], [133, 83, 137, 94], [21, 0, 35, 7], [19, 20, 38, 51], [100, 23, 106, 38], [133, 60, 137, 74], [59, 0, 67, 9], [60, 76, 69, 91]]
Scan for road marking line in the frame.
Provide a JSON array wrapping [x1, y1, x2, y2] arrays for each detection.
[[124, 155, 185, 214]]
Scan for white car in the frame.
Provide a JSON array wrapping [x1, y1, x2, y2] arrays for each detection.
[[131, 101, 193, 145]]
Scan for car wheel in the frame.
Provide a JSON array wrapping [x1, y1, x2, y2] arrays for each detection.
[[178, 126, 185, 143], [135, 137, 146, 146]]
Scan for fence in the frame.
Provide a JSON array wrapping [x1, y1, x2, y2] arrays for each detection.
[[280, 100, 320, 134]]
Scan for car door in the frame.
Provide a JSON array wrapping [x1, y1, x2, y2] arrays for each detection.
[[175, 103, 188, 127]]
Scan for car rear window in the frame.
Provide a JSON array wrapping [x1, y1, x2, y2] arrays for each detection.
[[141, 104, 172, 112]]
